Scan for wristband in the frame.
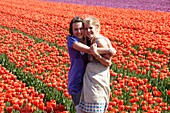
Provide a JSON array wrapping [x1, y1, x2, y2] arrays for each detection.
[[109, 48, 113, 53]]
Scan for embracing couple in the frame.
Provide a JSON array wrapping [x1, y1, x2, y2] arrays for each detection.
[[67, 16, 116, 113]]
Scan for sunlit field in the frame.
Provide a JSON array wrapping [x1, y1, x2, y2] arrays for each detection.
[[0, 0, 170, 112]]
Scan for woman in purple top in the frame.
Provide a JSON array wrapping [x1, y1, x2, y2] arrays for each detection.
[[67, 17, 89, 111], [67, 16, 116, 112]]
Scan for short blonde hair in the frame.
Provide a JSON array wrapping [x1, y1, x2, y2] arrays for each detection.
[[84, 16, 100, 28]]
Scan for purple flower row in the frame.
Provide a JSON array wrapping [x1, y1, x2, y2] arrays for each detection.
[[44, 0, 170, 12]]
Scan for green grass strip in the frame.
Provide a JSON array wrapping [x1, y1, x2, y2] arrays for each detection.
[[0, 53, 75, 113]]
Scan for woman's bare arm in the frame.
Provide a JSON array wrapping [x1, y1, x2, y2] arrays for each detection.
[[72, 41, 91, 54], [72, 41, 116, 55], [90, 39, 113, 67]]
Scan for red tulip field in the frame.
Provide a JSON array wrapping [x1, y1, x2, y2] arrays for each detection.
[[0, 0, 170, 112]]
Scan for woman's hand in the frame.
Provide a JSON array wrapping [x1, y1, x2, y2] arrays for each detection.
[[90, 43, 112, 67], [90, 43, 98, 56]]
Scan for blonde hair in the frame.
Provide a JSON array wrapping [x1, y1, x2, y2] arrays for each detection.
[[84, 16, 100, 28]]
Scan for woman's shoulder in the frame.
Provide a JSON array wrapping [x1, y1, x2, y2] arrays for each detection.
[[96, 34, 111, 47], [97, 34, 106, 39], [96, 34, 107, 42]]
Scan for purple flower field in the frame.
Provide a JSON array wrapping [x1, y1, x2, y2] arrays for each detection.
[[44, 0, 170, 12]]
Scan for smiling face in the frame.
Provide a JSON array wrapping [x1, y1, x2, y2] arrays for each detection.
[[72, 22, 84, 39], [84, 23, 97, 40], [84, 17, 100, 40]]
